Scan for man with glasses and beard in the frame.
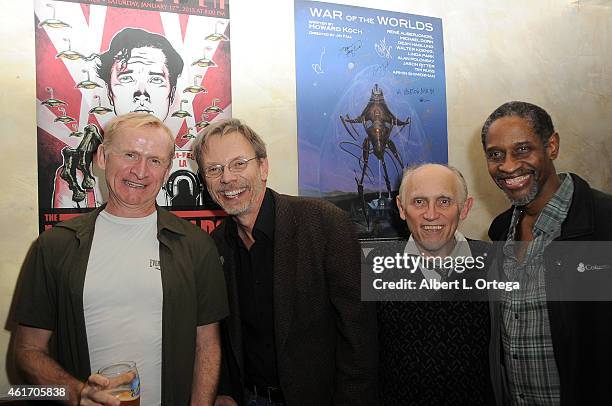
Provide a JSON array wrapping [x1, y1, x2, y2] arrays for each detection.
[[482, 101, 612, 405], [193, 118, 378, 406]]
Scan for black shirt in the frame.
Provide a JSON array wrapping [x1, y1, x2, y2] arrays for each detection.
[[229, 189, 280, 388]]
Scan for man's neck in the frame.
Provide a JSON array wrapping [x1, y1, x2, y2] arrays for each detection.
[[415, 237, 457, 258], [522, 172, 562, 218], [234, 213, 257, 249], [105, 200, 156, 218], [231, 191, 266, 250]]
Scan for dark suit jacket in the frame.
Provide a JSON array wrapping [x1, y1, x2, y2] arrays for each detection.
[[213, 189, 378, 405]]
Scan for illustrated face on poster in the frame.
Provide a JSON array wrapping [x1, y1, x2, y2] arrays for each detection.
[[109, 47, 173, 118], [96, 27, 185, 121], [35, 0, 231, 231]]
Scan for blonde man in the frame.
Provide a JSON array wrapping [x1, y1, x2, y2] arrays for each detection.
[[14, 113, 228, 405]]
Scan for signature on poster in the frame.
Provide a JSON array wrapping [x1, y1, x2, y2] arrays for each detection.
[[374, 37, 391, 59], [339, 40, 362, 57], [294, 0, 447, 239], [312, 47, 325, 74], [372, 60, 390, 78]]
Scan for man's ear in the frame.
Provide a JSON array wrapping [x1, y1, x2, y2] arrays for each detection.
[[396, 195, 406, 221], [259, 157, 269, 182], [546, 132, 560, 160], [96, 144, 107, 170], [459, 196, 474, 221]]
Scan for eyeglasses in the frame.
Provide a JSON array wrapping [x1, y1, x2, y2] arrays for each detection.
[[203, 156, 258, 178]]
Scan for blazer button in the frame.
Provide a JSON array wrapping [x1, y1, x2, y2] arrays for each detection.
[[555, 260, 562, 266]]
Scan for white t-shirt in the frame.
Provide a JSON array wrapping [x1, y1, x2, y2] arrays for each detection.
[[83, 210, 163, 405]]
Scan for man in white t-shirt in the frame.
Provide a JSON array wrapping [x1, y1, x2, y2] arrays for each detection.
[[14, 113, 228, 405]]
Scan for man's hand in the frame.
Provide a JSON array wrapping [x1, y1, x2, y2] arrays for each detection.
[[78, 374, 121, 406], [78, 370, 137, 405], [14, 326, 138, 406], [214, 395, 238, 406]]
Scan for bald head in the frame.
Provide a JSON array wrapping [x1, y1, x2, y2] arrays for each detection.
[[396, 164, 473, 256], [398, 164, 468, 208]]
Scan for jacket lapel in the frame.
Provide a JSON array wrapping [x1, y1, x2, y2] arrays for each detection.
[[489, 174, 594, 242], [557, 174, 594, 240], [271, 191, 298, 352]]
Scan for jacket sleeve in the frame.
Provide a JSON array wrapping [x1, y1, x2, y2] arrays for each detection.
[[322, 207, 379, 405], [14, 237, 58, 331]]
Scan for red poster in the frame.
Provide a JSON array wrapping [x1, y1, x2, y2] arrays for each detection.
[[35, 0, 230, 232]]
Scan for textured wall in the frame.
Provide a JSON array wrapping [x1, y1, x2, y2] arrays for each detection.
[[1, 0, 610, 390], [0, 0, 38, 392]]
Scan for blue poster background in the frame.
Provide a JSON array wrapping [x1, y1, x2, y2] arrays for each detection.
[[295, 0, 447, 239]]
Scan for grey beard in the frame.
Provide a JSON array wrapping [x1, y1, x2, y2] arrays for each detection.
[[207, 181, 264, 216], [508, 180, 539, 206]]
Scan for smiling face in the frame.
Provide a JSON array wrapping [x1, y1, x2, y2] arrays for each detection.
[[484, 116, 559, 207], [396, 165, 472, 257], [109, 47, 173, 120], [201, 131, 268, 220], [97, 124, 173, 217]]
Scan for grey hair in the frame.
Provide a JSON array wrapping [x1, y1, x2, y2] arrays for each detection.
[[398, 163, 469, 208], [192, 118, 267, 171], [481, 101, 555, 148]]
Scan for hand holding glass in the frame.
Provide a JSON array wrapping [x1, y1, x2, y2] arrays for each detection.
[[98, 361, 141, 406]]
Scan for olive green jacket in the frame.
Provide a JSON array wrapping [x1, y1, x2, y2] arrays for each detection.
[[15, 205, 228, 405]]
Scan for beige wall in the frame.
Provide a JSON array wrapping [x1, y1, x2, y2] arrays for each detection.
[[1, 0, 610, 390]]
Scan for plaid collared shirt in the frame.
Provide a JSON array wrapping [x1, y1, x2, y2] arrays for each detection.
[[500, 174, 574, 405]]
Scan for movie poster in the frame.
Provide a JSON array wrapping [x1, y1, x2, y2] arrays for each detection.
[[35, 0, 230, 232], [294, 0, 447, 239]]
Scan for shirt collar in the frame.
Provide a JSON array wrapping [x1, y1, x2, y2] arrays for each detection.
[[56, 203, 187, 240], [533, 173, 573, 236], [404, 231, 473, 280], [156, 204, 188, 236], [508, 173, 574, 239], [253, 188, 275, 240], [405, 230, 471, 257], [227, 188, 275, 245]]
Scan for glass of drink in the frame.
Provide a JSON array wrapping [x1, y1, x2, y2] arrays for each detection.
[[98, 361, 141, 406]]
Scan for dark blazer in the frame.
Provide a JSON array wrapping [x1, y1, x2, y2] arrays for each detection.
[[213, 189, 378, 406], [488, 173, 612, 406]]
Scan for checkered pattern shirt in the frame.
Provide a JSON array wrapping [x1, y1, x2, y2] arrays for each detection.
[[500, 174, 574, 405]]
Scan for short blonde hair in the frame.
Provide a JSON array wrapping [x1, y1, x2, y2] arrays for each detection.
[[103, 112, 175, 162]]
